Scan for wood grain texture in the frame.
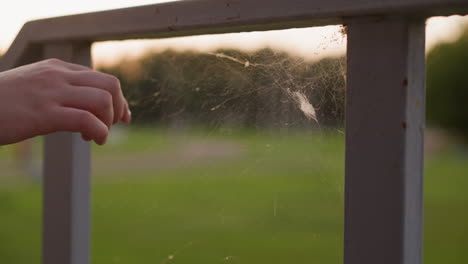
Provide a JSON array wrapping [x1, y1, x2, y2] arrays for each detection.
[[1, 0, 467, 70]]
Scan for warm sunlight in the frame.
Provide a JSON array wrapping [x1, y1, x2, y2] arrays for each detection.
[[1, 0, 467, 65], [1, 1, 467, 264]]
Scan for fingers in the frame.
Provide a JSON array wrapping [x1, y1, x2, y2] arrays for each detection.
[[58, 86, 115, 130], [43, 58, 129, 124], [37, 59, 130, 145], [122, 100, 132, 124], [66, 71, 126, 124], [45, 107, 109, 145], [44, 58, 92, 71]]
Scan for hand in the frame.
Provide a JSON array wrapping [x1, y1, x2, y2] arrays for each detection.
[[0, 59, 131, 146]]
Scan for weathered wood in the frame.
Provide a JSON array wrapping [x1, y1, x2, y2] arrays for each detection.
[[1, 0, 467, 71], [344, 17, 425, 264], [42, 43, 92, 264], [24, 0, 468, 43]]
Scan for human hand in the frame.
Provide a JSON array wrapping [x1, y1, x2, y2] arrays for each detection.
[[0, 59, 131, 146]]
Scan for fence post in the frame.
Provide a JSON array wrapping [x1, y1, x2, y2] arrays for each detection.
[[42, 42, 92, 264], [344, 17, 425, 264]]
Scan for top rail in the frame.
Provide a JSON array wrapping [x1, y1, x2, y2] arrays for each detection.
[[1, 0, 468, 70]]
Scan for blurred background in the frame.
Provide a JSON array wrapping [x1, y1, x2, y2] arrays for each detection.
[[0, 1, 467, 263]]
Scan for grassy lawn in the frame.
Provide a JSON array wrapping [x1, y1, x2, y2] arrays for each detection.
[[0, 127, 466, 263]]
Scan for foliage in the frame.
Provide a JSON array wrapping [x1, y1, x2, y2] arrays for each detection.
[[100, 48, 346, 129], [427, 27, 468, 140]]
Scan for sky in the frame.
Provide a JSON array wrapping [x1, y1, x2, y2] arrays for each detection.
[[1, 0, 467, 66]]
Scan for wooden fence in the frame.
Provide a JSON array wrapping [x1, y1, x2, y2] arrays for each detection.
[[1, 1, 467, 263]]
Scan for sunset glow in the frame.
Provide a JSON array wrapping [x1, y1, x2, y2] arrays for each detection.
[[1, 0, 467, 66]]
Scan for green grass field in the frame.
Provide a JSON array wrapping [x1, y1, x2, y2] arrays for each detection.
[[0, 127, 466, 263]]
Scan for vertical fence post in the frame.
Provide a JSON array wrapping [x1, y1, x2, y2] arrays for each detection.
[[344, 17, 425, 264], [42, 42, 92, 264]]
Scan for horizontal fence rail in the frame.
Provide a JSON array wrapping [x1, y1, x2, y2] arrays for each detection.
[[1, 0, 467, 70], [0, 1, 467, 264]]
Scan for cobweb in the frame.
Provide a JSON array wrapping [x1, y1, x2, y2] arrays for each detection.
[[101, 26, 347, 132], [93, 26, 348, 264]]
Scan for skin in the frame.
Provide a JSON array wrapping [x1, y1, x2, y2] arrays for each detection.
[[0, 59, 131, 146]]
